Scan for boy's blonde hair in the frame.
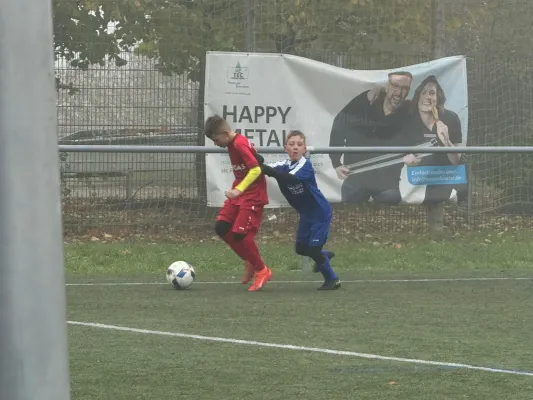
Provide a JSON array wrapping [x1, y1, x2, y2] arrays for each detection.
[[285, 130, 306, 145], [204, 114, 231, 139]]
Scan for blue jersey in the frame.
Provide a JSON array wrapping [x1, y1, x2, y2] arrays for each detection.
[[269, 157, 332, 221]]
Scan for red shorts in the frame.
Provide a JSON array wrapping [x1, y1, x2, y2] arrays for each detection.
[[216, 200, 264, 235]]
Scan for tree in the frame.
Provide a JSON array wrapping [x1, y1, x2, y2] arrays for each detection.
[[53, 1, 141, 69], [53, 1, 440, 83]]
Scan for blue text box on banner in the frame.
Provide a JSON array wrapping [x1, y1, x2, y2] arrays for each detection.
[[407, 165, 467, 185]]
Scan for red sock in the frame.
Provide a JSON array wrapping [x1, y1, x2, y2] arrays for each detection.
[[221, 232, 266, 272], [240, 234, 266, 272], [221, 232, 248, 261]]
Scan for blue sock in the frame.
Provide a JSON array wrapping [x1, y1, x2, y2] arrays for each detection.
[[319, 252, 338, 281]]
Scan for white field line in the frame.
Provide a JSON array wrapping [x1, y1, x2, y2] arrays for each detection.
[[66, 277, 533, 286], [68, 320, 533, 378]]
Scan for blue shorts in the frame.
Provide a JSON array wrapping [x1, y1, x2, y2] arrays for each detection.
[[295, 216, 331, 247]]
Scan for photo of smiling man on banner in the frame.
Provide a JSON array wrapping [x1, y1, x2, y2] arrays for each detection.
[[329, 71, 416, 205]]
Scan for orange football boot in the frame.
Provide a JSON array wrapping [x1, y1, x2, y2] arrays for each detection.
[[248, 266, 272, 292]]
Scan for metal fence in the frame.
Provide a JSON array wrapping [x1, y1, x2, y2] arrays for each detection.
[[54, 0, 533, 238]]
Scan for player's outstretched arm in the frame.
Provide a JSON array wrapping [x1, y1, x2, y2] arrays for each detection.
[[254, 152, 265, 165], [255, 152, 287, 169], [260, 164, 300, 184], [260, 164, 279, 177], [254, 152, 286, 177]]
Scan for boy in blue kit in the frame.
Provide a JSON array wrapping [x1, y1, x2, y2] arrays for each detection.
[[257, 130, 341, 290]]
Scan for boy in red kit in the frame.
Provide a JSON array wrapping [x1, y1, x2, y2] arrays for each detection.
[[204, 115, 272, 292]]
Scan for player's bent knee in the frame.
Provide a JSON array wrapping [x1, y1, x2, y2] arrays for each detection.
[[307, 246, 325, 264], [295, 242, 309, 256], [214, 220, 232, 237], [233, 232, 246, 241]]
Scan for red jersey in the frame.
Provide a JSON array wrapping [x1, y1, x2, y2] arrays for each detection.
[[227, 134, 269, 206]]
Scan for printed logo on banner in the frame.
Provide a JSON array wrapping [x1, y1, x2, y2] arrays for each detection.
[[227, 62, 249, 80], [225, 62, 250, 92]]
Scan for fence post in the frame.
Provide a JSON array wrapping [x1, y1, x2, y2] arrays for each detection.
[[428, 0, 446, 233], [245, 0, 257, 52], [0, 0, 71, 398], [196, 56, 207, 204], [126, 169, 134, 208], [466, 163, 474, 225]]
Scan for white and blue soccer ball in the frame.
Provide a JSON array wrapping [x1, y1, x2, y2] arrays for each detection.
[[166, 261, 196, 290]]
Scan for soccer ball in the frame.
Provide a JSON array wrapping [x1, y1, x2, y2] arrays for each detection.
[[166, 261, 196, 290]]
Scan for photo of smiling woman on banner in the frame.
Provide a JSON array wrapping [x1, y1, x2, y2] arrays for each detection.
[[398, 75, 468, 205]]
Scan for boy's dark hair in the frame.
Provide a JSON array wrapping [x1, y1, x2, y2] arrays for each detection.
[[388, 70, 413, 80], [285, 130, 306, 145], [204, 114, 231, 139]]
